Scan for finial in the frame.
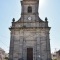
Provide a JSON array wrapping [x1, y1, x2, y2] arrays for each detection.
[[12, 18, 15, 22], [45, 17, 48, 22]]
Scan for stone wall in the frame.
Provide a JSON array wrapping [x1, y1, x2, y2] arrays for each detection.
[[9, 28, 51, 60]]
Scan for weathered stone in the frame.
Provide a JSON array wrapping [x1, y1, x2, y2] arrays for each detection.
[[9, 0, 51, 60]]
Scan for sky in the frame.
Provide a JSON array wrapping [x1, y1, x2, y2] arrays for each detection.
[[0, 0, 60, 53]]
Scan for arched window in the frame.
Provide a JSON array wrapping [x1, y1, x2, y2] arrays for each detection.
[[28, 6, 32, 13]]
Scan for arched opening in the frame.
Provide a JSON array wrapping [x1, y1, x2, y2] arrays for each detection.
[[28, 6, 32, 13]]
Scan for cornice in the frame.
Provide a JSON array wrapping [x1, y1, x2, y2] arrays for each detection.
[[21, 0, 39, 5], [21, 13, 38, 15], [9, 27, 51, 31]]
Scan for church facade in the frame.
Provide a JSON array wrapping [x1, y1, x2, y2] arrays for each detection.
[[9, 0, 51, 60]]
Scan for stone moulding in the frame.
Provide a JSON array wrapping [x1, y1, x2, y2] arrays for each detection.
[[9, 27, 51, 31]]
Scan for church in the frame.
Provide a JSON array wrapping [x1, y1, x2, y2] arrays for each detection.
[[9, 0, 51, 60]]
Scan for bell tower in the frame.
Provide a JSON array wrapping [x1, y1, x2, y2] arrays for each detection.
[[9, 0, 52, 60], [19, 0, 40, 22]]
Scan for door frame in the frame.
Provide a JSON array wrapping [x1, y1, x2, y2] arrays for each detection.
[[27, 48, 33, 60]]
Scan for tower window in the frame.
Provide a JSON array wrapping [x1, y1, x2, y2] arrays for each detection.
[[28, 6, 32, 13]]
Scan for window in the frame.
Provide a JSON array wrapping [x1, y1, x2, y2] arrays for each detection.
[[53, 55, 56, 57], [59, 51, 60, 56], [28, 6, 32, 13]]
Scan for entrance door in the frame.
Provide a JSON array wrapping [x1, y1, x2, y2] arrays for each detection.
[[27, 48, 33, 60]]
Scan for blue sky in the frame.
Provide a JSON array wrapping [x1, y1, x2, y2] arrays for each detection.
[[0, 0, 60, 53]]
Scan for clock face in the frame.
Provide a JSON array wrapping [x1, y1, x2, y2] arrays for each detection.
[[28, 17, 31, 20]]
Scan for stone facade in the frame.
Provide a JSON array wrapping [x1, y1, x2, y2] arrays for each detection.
[[51, 50, 60, 60], [0, 48, 8, 60], [51, 52, 57, 60], [9, 0, 51, 60], [0, 48, 5, 60], [56, 50, 60, 60]]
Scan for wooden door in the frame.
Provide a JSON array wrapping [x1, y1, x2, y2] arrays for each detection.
[[27, 48, 33, 60]]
